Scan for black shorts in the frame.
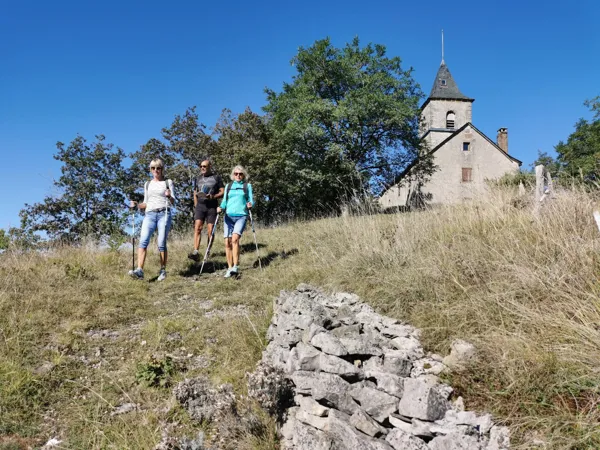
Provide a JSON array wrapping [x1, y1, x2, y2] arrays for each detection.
[[194, 204, 218, 224]]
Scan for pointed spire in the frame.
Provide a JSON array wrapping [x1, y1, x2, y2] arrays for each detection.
[[441, 29, 445, 65], [428, 62, 473, 101]]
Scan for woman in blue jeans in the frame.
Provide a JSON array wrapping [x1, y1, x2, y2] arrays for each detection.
[[129, 158, 175, 281], [217, 165, 254, 278]]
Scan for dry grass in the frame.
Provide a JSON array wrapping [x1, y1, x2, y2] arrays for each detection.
[[1, 186, 600, 449]]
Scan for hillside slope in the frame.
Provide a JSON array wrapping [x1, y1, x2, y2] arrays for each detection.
[[1, 188, 599, 449]]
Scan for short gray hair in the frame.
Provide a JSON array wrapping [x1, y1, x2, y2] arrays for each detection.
[[230, 165, 249, 181]]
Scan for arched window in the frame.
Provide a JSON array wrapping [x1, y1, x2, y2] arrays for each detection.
[[446, 111, 455, 129]]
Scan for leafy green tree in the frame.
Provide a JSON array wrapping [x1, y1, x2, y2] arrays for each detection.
[[129, 107, 213, 230], [264, 37, 426, 215], [0, 229, 9, 251], [584, 96, 600, 120], [555, 97, 600, 180], [7, 226, 41, 250], [20, 135, 128, 242], [211, 108, 292, 222], [531, 150, 560, 175]]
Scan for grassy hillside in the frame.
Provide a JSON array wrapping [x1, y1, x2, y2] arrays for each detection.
[[1, 187, 599, 449]]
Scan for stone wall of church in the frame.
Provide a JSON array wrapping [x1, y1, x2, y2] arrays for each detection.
[[378, 127, 519, 209], [421, 127, 519, 205], [421, 99, 473, 134]]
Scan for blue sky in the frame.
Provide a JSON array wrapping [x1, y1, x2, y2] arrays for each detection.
[[1, 0, 598, 230]]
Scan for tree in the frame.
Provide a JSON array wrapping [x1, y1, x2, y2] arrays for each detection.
[[531, 150, 560, 175], [129, 107, 213, 230], [554, 97, 600, 180], [211, 108, 291, 223], [264, 37, 426, 216], [20, 135, 128, 242], [0, 229, 8, 251], [7, 227, 41, 250], [584, 96, 600, 120]]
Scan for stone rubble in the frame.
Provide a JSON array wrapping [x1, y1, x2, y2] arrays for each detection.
[[254, 284, 510, 450]]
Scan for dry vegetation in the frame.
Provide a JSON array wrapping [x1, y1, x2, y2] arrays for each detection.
[[1, 186, 600, 449]]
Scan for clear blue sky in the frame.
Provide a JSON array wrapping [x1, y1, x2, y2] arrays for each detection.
[[1, 0, 598, 230]]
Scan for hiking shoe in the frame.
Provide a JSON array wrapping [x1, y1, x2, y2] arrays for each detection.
[[230, 265, 239, 276], [188, 250, 200, 262], [157, 269, 167, 282], [128, 268, 144, 280], [224, 268, 232, 278]]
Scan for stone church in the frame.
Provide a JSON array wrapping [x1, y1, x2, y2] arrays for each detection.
[[379, 60, 521, 209]]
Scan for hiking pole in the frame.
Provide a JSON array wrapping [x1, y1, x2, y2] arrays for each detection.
[[165, 183, 169, 237], [199, 213, 219, 275], [130, 202, 136, 272], [248, 210, 262, 270]]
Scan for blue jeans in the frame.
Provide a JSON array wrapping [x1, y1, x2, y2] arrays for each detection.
[[139, 210, 172, 252], [224, 215, 247, 238]]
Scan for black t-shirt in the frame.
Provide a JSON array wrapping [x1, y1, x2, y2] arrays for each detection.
[[194, 174, 224, 209]]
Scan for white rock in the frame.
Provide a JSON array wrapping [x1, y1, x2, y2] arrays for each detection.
[[452, 396, 465, 412], [42, 438, 62, 448], [398, 378, 450, 421], [365, 370, 404, 397], [487, 425, 510, 450], [349, 384, 399, 422], [302, 323, 327, 344], [295, 395, 329, 417], [350, 409, 388, 437], [388, 414, 413, 432], [428, 432, 484, 449], [385, 428, 429, 450], [296, 408, 328, 430], [389, 336, 424, 360], [442, 339, 477, 371], [311, 332, 348, 356]]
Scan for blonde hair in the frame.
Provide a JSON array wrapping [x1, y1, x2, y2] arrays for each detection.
[[230, 165, 249, 181], [149, 158, 165, 170]]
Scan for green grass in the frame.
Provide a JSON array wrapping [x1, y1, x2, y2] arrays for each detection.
[[1, 186, 600, 448]]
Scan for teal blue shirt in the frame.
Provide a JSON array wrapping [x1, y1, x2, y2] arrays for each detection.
[[219, 181, 254, 217]]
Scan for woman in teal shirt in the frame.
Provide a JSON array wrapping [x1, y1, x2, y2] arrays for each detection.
[[217, 165, 254, 278]]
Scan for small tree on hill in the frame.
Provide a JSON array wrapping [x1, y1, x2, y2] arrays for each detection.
[[20, 135, 128, 242]]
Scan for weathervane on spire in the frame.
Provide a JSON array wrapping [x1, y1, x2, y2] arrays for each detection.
[[441, 29, 445, 65]]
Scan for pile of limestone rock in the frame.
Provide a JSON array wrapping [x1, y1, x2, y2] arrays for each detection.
[[259, 284, 510, 450]]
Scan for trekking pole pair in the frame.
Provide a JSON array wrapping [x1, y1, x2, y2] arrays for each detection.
[[199, 213, 220, 276], [248, 210, 262, 271], [200, 211, 261, 275]]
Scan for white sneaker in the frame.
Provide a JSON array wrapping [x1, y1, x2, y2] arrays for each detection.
[[224, 268, 232, 278], [128, 268, 144, 279], [157, 269, 167, 282]]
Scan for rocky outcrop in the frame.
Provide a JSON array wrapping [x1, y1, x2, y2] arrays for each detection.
[[253, 284, 510, 450]]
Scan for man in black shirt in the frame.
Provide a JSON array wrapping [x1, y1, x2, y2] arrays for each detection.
[[188, 160, 224, 261]]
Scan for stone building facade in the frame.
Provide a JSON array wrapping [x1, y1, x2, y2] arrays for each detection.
[[379, 62, 521, 209]]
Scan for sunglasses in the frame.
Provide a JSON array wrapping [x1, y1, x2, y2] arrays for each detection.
[[150, 166, 163, 170], [200, 165, 209, 168], [233, 172, 244, 176]]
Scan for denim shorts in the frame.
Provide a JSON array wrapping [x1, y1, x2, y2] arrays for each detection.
[[139, 210, 172, 252], [223, 215, 247, 238]]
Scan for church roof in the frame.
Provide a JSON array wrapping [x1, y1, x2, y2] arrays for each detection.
[[427, 62, 473, 102]]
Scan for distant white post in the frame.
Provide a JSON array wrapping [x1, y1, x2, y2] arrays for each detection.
[[594, 211, 600, 234], [534, 165, 545, 215], [535, 165, 545, 199]]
